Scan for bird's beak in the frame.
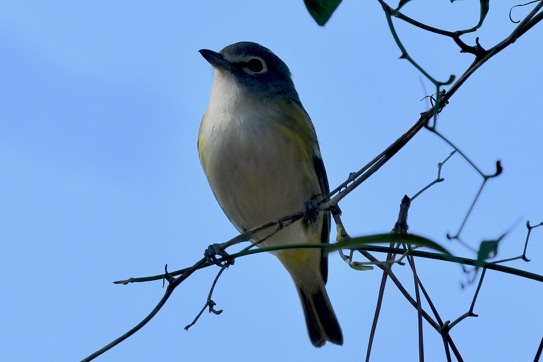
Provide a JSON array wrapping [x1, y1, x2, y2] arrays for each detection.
[[199, 49, 231, 70]]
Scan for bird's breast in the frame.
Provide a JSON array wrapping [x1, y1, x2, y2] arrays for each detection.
[[199, 98, 318, 233]]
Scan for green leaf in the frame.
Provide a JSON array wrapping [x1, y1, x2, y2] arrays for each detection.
[[451, 0, 489, 33], [304, 0, 342, 26], [475, 240, 498, 268], [330, 233, 452, 256], [475, 234, 505, 269], [476, 0, 490, 30]]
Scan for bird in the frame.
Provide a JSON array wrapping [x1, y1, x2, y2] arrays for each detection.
[[198, 41, 342, 347]]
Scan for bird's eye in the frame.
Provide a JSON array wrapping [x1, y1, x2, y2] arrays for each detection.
[[243, 57, 267, 74]]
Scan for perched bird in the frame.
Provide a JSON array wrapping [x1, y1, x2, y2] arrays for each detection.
[[198, 41, 342, 347]]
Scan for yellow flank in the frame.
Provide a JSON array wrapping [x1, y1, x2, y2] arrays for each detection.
[[270, 99, 318, 161], [275, 244, 321, 285]]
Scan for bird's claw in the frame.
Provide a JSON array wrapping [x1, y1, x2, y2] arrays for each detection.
[[303, 200, 319, 226], [205, 243, 234, 267]]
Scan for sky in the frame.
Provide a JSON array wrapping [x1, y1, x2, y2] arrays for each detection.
[[1, 1, 542, 361]]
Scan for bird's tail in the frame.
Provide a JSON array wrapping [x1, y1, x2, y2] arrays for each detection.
[[297, 284, 343, 347]]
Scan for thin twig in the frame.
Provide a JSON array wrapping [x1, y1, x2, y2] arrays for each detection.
[[184, 265, 228, 330], [357, 248, 441, 331], [534, 336, 543, 362], [524, 221, 543, 261], [446, 268, 485, 331], [406, 255, 424, 362], [82, 259, 207, 361], [365, 265, 390, 362], [411, 150, 455, 201]]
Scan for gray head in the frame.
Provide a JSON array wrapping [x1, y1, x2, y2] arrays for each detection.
[[199, 42, 300, 101]]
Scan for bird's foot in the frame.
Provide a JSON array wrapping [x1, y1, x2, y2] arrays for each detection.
[[205, 243, 235, 267], [303, 200, 319, 226]]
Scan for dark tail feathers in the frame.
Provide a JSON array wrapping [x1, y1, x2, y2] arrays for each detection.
[[298, 286, 343, 347]]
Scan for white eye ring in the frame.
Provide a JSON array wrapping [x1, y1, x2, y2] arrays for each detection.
[[243, 57, 267, 74]]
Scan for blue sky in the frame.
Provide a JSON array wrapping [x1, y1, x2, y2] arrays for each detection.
[[1, 1, 542, 361]]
